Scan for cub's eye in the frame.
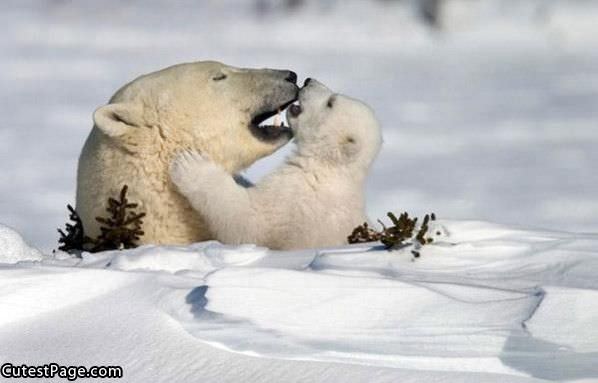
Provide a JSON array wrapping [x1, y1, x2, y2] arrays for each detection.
[[327, 96, 336, 108], [212, 74, 227, 81]]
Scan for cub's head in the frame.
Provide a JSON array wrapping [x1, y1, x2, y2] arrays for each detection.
[[92, 61, 298, 173], [286, 78, 382, 173]]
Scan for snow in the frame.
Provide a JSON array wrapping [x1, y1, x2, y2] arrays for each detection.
[[0, 224, 42, 263], [1, 1, 597, 381], [1, 220, 597, 382]]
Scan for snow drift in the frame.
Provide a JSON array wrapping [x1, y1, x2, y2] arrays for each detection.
[[0, 220, 596, 382], [0, 224, 42, 264]]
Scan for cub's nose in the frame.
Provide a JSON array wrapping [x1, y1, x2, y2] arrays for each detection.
[[289, 104, 302, 118], [285, 71, 298, 84], [303, 78, 312, 87]]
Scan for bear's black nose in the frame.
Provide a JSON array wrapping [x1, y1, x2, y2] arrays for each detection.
[[285, 71, 298, 84], [289, 104, 302, 118], [303, 78, 312, 87]]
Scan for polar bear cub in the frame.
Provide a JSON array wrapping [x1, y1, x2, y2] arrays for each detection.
[[170, 79, 382, 250]]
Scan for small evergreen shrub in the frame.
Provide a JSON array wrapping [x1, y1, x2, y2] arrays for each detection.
[[57, 185, 146, 254]]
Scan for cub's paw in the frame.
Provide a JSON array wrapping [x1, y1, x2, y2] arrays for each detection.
[[169, 150, 211, 192]]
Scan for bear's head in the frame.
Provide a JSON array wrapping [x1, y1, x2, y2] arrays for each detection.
[[92, 61, 298, 172], [286, 79, 382, 174]]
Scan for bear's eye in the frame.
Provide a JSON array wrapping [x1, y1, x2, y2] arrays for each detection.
[[212, 74, 227, 81], [346, 136, 355, 144], [327, 96, 336, 108]]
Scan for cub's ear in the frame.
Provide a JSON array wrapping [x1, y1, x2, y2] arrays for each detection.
[[93, 103, 145, 138], [341, 135, 360, 159]]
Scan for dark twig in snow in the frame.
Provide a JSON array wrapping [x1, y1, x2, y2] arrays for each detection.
[[348, 211, 438, 256]]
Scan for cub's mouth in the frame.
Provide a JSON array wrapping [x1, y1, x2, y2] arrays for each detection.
[[249, 98, 296, 142]]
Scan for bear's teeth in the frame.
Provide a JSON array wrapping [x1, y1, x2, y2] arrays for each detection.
[[259, 111, 288, 129], [274, 111, 280, 128]]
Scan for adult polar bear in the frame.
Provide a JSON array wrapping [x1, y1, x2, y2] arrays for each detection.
[[171, 79, 382, 250], [77, 61, 298, 245]]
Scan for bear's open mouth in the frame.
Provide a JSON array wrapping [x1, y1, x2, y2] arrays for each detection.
[[249, 99, 296, 142]]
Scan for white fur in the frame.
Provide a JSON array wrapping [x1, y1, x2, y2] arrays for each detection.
[[171, 79, 382, 250], [77, 61, 297, 245]]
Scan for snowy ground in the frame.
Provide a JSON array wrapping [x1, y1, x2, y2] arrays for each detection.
[[1, 0, 597, 252], [1, 1, 597, 382], [1, 221, 597, 382]]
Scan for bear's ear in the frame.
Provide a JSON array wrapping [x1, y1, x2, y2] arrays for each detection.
[[93, 103, 145, 138], [341, 135, 360, 159]]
